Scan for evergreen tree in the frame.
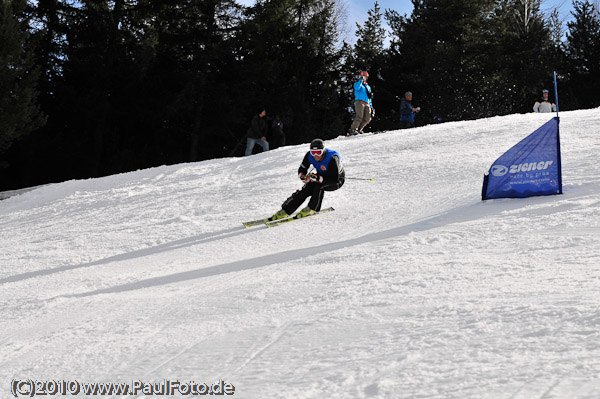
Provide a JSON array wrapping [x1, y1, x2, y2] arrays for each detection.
[[29, 0, 63, 102], [1, 0, 67, 188], [303, 0, 347, 139], [0, 0, 46, 163], [509, 0, 544, 36], [545, 7, 568, 107], [57, 0, 140, 177], [490, 0, 556, 114], [236, 0, 305, 146], [548, 7, 565, 45], [237, 0, 345, 145], [390, 0, 500, 123], [353, 1, 385, 70], [378, 8, 408, 128], [139, 0, 245, 162], [565, 0, 600, 108]]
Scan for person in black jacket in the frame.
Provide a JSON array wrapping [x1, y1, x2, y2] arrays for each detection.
[[268, 139, 345, 221], [245, 108, 269, 156]]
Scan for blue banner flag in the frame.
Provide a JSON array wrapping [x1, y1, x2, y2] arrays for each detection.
[[482, 117, 562, 200]]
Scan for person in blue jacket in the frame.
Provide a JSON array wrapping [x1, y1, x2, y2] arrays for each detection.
[[268, 139, 345, 221], [399, 91, 421, 129], [348, 71, 373, 136]]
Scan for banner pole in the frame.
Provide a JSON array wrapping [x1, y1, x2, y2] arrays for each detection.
[[553, 71, 563, 194], [553, 71, 559, 118]]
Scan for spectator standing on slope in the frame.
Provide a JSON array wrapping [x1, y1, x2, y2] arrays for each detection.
[[348, 71, 373, 136], [245, 108, 269, 156], [399, 91, 421, 129], [533, 89, 557, 113]]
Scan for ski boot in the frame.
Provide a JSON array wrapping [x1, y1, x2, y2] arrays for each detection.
[[295, 206, 316, 218], [267, 209, 288, 222]]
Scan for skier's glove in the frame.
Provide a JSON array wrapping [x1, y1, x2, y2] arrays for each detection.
[[299, 173, 310, 183], [308, 172, 323, 183]]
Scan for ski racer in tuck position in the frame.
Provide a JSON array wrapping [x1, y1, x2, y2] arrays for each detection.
[[268, 139, 345, 221]]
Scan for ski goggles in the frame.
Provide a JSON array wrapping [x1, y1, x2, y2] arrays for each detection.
[[310, 149, 324, 157]]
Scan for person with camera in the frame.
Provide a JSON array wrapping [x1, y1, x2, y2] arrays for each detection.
[[399, 91, 421, 129], [348, 71, 373, 136]]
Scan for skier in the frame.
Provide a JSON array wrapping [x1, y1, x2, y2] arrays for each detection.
[[533, 89, 556, 113], [348, 71, 373, 136], [268, 139, 345, 221]]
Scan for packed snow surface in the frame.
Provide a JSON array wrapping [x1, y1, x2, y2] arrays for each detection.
[[1, 109, 599, 398]]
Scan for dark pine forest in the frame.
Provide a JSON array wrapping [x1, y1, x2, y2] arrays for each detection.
[[1, 0, 599, 191]]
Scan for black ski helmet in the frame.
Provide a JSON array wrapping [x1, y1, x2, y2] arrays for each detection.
[[310, 139, 324, 150]]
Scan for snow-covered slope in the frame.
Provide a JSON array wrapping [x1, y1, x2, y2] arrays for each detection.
[[1, 109, 599, 398]]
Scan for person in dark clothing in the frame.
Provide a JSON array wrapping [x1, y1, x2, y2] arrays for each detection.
[[399, 91, 421, 129], [245, 108, 269, 156], [268, 139, 345, 220], [270, 115, 286, 149]]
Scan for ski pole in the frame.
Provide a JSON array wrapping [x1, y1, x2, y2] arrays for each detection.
[[346, 177, 374, 181]]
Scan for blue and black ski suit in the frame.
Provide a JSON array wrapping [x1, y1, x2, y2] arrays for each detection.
[[282, 149, 345, 213]]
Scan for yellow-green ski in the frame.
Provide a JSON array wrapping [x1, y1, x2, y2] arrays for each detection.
[[265, 207, 334, 227]]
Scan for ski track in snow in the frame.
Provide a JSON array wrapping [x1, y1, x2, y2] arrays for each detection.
[[1, 109, 599, 398]]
